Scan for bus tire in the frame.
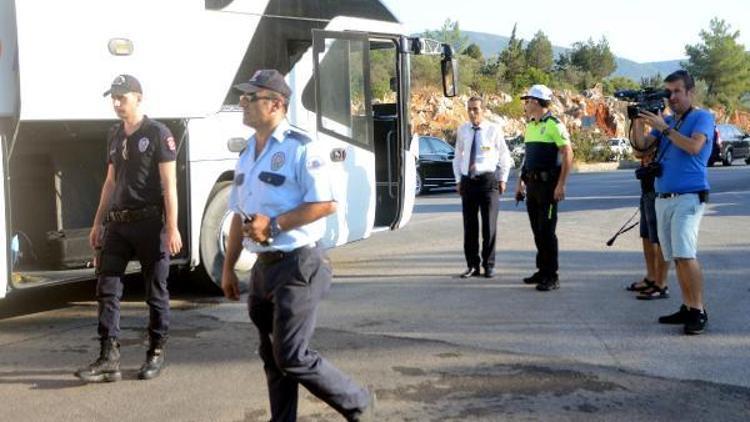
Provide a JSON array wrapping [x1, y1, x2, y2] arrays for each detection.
[[197, 181, 254, 293]]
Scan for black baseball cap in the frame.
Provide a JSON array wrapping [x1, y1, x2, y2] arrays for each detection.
[[234, 69, 291, 98], [103, 74, 142, 97]]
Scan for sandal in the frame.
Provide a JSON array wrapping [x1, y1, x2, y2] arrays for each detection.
[[637, 285, 669, 300], [626, 278, 654, 292]]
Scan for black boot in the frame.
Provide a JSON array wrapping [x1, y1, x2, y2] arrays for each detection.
[[137, 339, 166, 380], [75, 338, 121, 382]]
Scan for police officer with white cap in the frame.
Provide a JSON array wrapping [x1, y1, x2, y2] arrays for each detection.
[[221, 69, 374, 421], [515, 85, 573, 291]]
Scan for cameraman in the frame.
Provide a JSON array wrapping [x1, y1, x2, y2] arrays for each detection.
[[631, 70, 714, 335]]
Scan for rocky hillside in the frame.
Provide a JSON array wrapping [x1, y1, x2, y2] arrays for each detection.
[[410, 86, 750, 145]]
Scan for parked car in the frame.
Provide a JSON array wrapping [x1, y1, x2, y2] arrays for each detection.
[[711, 123, 750, 166], [592, 137, 632, 161], [506, 134, 525, 168], [416, 136, 456, 195]]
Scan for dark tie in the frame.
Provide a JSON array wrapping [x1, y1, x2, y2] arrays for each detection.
[[469, 125, 480, 176]]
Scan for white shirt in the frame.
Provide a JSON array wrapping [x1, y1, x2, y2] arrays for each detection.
[[452, 121, 512, 183]]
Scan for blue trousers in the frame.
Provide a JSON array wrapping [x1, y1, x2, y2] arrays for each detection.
[[248, 245, 368, 422]]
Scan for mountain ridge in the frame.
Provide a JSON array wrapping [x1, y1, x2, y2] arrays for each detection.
[[462, 30, 682, 81]]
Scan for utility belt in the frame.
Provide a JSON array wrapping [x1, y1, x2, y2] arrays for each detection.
[[521, 168, 559, 183], [106, 205, 163, 223], [657, 190, 709, 203], [256, 244, 314, 266]]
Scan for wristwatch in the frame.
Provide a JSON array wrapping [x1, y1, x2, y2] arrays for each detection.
[[269, 217, 283, 239], [661, 127, 672, 137]]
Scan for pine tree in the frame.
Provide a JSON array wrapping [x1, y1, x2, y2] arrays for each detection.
[[684, 18, 750, 109], [525, 31, 553, 72], [499, 23, 526, 92]]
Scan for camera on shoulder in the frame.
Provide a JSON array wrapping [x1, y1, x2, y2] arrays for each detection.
[[614, 88, 671, 120], [634, 161, 663, 180]]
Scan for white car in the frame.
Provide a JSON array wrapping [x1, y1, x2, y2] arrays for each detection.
[[593, 137, 632, 161]]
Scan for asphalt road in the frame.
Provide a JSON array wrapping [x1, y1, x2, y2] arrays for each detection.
[[1, 165, 749, 421]]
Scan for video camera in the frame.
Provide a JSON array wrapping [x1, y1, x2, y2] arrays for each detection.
[[614, 88, 671, 119]]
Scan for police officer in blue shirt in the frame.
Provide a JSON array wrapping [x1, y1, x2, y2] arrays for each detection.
[[221, 69, 374, 421]]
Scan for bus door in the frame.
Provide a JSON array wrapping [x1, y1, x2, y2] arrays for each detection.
[[311, 30, 376, 247]]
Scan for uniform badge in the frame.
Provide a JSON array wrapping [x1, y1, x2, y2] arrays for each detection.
[[271, 152, 285, 171], [234, 173, 245, 186], [138, 137, 150, 152], [166, 136, 176, 151]]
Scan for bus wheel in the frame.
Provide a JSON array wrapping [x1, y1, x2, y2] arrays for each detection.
[[198, 181, 255, 293]]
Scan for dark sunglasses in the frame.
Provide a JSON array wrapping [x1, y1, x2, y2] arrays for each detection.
[[241, 93, 279, 103]]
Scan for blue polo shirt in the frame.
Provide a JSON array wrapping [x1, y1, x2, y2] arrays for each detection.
[[228, 122, 334, 252], [650, 109, 714, 194]]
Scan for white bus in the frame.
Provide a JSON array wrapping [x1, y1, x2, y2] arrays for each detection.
[[0, 0, 457, 297]]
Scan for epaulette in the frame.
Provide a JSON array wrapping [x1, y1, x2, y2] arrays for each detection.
[[541, 114, 560, 124], [284, 128, 312, 144]]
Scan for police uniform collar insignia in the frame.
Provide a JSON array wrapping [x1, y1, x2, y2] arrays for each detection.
[[271, 151, 286, 171], [138, 137, 150, 152]]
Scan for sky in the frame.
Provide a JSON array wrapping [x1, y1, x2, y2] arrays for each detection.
[[380, 0, 750, 63]]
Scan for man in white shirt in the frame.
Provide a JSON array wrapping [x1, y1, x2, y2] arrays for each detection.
[[453, 96, 513, 278]]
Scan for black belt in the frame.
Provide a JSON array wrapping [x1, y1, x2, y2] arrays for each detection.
[[657, 190, 709, 203], [256, 245, 313, 266], [522, 169, 558, 182], [463, 172, 493, 181], [107, 205, 162, 223]]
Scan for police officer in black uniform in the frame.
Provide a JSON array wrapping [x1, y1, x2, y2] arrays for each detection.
[[221, 69, 374, 421], [515, 85, 573, 291], [75, 74, 182, 382]]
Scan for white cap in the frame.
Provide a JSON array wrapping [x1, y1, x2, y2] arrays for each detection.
[[521, 84, 553, 101]]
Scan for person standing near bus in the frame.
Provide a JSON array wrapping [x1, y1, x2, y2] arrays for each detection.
[[221, 69, 374, 421], [75, 74, 182, 382]]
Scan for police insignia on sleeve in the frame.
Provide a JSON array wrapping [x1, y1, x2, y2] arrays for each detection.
[[138, 137, 150, 152], [271, 152, 285, 171], [166, 136, 176, 151]]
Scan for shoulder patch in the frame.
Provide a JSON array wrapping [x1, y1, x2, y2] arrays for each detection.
[[284, 128, 312, 144]]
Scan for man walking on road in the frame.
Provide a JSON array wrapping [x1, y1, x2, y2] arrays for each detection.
[[515, 85, 573, 291], [221, 69, 374, 421], [453, 96, 512, 279], [76, 74, 182, 382]]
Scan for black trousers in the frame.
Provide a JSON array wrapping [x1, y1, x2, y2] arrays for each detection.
[[461, 173, 500, 270], [248, 245, 368, 422], [96, 217, 170, 341], [525, 178, 559, 278]]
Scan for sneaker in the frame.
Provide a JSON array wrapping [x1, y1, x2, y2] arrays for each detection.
[[658, 305, 689, 324], [535, 277, 560, 291], [523, 272, 543, 285], [636, 285, 669, 300], [483, 267, 496, 278], [684, 308, 708, 335]]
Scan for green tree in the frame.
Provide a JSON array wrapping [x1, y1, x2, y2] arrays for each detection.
[[462, 43, 483, 61], [569, 37, 616, 82], [421, 19, 469, 55], [684, 18, 750, 110], [525, 31, 553, 72], [498, 23, 526, 92], [602, 76, 640, 95], [640, 72, 663, 89]]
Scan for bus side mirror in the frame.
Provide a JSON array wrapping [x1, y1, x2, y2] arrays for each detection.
[[441, 45, 458, 98]]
